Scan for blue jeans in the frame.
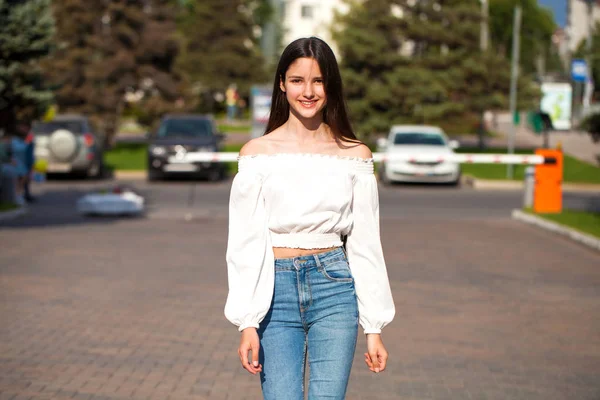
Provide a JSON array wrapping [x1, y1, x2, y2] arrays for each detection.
[[258, 247, 359, 400]]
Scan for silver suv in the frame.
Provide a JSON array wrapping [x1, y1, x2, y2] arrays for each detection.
[[32, 114, 105, 178]]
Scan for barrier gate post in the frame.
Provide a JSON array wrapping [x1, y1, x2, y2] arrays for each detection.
[[533, 149, 563, 213]]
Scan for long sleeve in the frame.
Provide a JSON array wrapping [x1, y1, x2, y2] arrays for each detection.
[[346, 165, 395, 334], [224, 170, 274, 331]]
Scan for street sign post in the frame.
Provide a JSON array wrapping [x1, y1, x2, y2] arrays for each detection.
[[571, 59, 588, 82], [250, 85, 272, 139]]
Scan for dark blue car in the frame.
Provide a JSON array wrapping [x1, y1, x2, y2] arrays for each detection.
[[147, 114, 227, 181]]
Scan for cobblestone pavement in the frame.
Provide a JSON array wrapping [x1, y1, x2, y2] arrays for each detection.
[[1, 210, 599, 399]]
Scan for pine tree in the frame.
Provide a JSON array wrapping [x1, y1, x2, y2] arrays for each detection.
[[334, 0, 538, 139], [43, 0, 185, 139], [175, 0, 268, 112], [332, 0, 407, 136], [0, 0, 55, 132]]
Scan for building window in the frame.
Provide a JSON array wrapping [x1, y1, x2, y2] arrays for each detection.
[[301, 5, 313, 19]]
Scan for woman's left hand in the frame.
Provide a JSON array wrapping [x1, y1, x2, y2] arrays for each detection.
[[364, 334, 388, 373]]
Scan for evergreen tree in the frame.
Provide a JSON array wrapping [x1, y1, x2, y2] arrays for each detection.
[[334, 0, 538, 139], [43, 0, 185, 139], [175, 0, 268, 113], [0, 0, 55, 132]]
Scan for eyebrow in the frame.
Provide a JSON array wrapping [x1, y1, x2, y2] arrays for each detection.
[[287, 75, 323, 80]]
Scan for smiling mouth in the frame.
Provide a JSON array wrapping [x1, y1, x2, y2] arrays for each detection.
[[299, 100, 317, 107]]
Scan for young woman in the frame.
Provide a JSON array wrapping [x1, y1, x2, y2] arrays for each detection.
[[225, 37, 395, 400]]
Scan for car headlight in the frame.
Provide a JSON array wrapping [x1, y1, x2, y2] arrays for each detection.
[[151, 146, 166, 156]]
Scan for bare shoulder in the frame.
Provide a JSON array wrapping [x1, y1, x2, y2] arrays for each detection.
[[239, 137, 269, 157], [339, 141, 373, 159]]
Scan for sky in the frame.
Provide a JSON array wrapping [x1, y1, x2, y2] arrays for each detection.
[[538, 0, 566, 27]]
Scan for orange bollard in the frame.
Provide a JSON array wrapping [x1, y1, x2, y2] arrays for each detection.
[[533, 149, 563, 213]]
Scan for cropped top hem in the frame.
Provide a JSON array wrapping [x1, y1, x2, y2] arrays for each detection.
[[271, 232, 343, 249]]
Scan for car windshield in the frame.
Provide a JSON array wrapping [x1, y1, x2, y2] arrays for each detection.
[[393, 132, 446, 146], [32, 121, 85, 134], [157, 119, 212, 138]]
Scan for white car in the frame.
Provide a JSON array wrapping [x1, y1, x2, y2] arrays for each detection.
[[378, 125, 461, 185]]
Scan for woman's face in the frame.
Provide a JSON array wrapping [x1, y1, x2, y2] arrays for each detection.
[[280, 57, 326, 121]]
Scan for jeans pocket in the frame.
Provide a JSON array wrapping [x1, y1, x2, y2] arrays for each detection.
[[320, 260, 354, 282]]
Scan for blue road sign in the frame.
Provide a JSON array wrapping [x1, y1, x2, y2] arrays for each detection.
[[571, 59, 588, 82]]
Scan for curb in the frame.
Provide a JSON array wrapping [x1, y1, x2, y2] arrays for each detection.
[[0, 206, 27, 222], [511, 209, 600, 252], [464, 176, 600, 192], [114, 170, 146, 180], [463, 176, 523, 190]]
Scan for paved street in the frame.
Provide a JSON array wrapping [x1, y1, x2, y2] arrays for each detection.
[[1, 179, 599, 400]]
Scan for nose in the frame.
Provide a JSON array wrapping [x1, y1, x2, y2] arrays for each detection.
[[303, 83, 314, 99]]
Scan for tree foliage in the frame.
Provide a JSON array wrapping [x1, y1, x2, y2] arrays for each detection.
[[574, 21, 600, 99], [43, 0, 186, 139], [0, 0, 55, 133], [334, 0, 539, 138], [489, 0, 559, 78], [175, 0, 268, 113]]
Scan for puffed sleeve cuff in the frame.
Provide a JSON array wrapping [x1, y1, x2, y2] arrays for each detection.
[[364, 327, 382, 335], [238, 321, 260, 332]]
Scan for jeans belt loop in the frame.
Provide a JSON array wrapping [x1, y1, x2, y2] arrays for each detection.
[[313, 252, 322, 270]]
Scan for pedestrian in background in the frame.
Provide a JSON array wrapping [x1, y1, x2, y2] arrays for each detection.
[[10, 121, 31, 205], [0, 133, 18, 205], [23, 123, 36, 202], [225, 37, 395, 400], [225, 84, 239, 121]]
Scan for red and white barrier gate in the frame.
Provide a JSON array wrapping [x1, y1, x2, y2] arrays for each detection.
[[169, 152, 554, 165]]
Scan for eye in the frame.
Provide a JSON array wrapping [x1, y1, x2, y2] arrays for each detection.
[[290, 79, 302, 84], [315, 79, 324, 84]]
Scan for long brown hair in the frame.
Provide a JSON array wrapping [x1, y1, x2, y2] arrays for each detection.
[[264, 37, 357, 144]]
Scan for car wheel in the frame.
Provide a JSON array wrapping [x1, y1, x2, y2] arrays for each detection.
[[49, 129, 79, 162], [87, 159, 103, 179], [448, 173, 462, 187], [207, 167, 223, 182], [379, 165, 392, 186], [147, 169, 162, 182]]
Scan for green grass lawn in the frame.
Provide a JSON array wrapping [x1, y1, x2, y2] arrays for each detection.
[[457, 148, 600, 184], [104, 143, 147, 170], [104, 143, 246, 172], [218, 124, 251, 134], [525, 209, 600, 238], [0, 202, 19, 212]]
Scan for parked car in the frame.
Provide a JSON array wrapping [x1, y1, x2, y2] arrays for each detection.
[[147, 114, 227, 181], [378, 125, 461, 185], [31, 114, 105, 178]]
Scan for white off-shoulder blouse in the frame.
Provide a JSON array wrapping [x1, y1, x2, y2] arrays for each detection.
[[224, 153, 395, 334]]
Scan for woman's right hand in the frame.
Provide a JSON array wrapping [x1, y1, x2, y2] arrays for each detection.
[[238, 327, 262, 375]]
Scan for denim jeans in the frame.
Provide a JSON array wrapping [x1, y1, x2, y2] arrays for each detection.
[[258, 247, 359, 400]]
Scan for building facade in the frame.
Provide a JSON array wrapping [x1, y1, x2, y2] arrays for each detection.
[[566, 0, 600, 52], [262, 0, 348, 62]]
